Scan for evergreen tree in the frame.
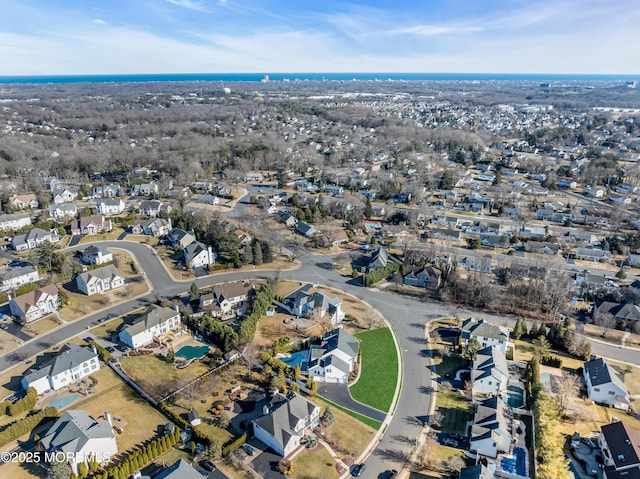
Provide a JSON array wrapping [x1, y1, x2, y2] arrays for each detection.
[[189, 282, 201, 300], [252, 242, 263, 265], [364, 197, 373, 219], [78, 462, 88, 479], [166, 348, 175, 363], [512, 318, 525, 340], [243, 243, 253, 264], [261, 240, 273, 263]]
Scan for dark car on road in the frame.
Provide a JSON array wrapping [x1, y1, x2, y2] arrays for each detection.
[[442, 437, 459, 447], [199, 460, 216, 472], [351, 463, 366, 476], [383, 470, 398, 479], [242, 444, 256, 456]]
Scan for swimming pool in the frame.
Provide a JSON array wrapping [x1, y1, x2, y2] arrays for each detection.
[[175, 345, 209, 360], [508, 385, 524, 408], [278, 350, 309, 368], [501, 447, 527, 476], [48, 393, 80, 410]]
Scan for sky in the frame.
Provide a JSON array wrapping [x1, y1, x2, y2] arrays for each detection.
[[0, 0, 639, 76]]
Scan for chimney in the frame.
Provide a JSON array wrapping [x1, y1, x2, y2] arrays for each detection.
[[105, 411, 112, 426], [174, 304, 179, 313], [91, 345, 97, 355]]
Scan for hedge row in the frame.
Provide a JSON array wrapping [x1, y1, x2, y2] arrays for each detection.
[[239, 284, 274, 342], [364, 262, 399, 286], [157, 403, 211, 446], [0, 388, 37, 417], [89, 341, 112, 363], [222, 432, 246, 457], [0, 406, 58, 448]]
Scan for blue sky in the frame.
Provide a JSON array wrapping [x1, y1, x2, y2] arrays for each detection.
[[0, 0, 638, 75]]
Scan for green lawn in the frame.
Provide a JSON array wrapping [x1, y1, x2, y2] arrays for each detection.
[[435, 389, 473, 436], [316, 396, 382, 431], [350, 327, 399, 412]]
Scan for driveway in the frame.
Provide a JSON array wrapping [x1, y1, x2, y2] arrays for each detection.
[[249, 448, 285, 479], [318, 382, 387, 423]]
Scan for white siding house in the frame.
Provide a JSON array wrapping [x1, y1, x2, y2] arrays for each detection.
[[583, 357, 630, 411], [76, 265, 124, 296], [119, 305, 181, 348]]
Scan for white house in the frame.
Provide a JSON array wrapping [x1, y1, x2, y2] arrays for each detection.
[[92, 184, 121, 198], [119, 305, 181, 348], [307, 327, 359, 383], [182, 241, 216, 269], [245, 172, 264, 182], [167, 228, 196, 249], [39, 410, 117, 474], [22, 343, 100, 394], [471, 346, 509, 398], [461, 318, 511, 353], [96, 198, 126, 215], [12, 228, 59, 251], [76, 264, 125, 296], [48, 203, 78, 219], [71, 215, 112, 236], [133, 182, 158, 196], [9, 284, 60, 324], [599, 421, 640, 475], [252, 392, 320, 457], [0, 213, 32, 231], [199, 281, 255, 319], [195, 194, 220, 205], [8, 194, 38, 210], [0, 264, 39, 292], [80, 245, 113, 265], [287, 286, 344, 326], [51, 187, 78, 204], [403, 266, 441, 290], [130, 217, 172, 237], [138, 199, 162, 217], [469, 396, 512, 459], [583, 357, 630, 411]]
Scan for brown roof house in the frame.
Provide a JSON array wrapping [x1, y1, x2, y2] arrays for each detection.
[[9, 284, 60, 324]]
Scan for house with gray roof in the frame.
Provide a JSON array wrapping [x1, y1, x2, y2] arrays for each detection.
[[471, 346, 509, 399], [39, 409, 117, 474], [576, 247, 611, 263], [130, 217, 172, 237], [22, 343, 100, 394], [139, 199, 162, 217], [51, 187, 78, 204], [0, 263, 39, 292], [583, 357, 630, 411], [10, 284, 60, 324], [80, 245, 113, 266], [594, 301, 640, 324], [459, 464, 496, 479], [307, 327, 359, 384], [119, 305, 181, 348], [461, 318, 510, 353], [76, 264, 124, 296], [12, 228, 59, 251], [469, 396, 512, 459], [599, 420, 640, 478], [182, 241, 216, 269], [294, 220, 317, 237], [288, 289, 344, 326], [252, 392, 320, 457], [0, 213, 32, 231], [96, 198, 125, 215], [167, 228, 196, 249], [48, 202, 78, 220], [153, 459, 203, 479]]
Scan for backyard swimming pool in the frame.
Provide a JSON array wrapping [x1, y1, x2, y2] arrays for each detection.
[[48, 393, 80, 410], [175, 345, 209, 360], [501, 447, 527, 476], [507, 385, 524, 408], [278, 350, 309, 368]]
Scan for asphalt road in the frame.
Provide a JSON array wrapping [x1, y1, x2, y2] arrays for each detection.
[[317, 383, 387, 423], [2, 242, 640, 478]]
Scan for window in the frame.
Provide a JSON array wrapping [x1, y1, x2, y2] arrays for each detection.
[[609, 391, 615, 395], [594, 388, 600, 392]]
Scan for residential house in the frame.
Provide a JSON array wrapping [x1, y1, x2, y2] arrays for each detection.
[[132, 182, 158, 196], [190, 181, 213, 191], [629, 254, 640, 267], [195, 194, 219, 205], [294, 220, 317, 237], [279, 212, 298, 227], [0, 264, 39, 292], [576, 247, 611, 263], [307, 327, 359, 384], [325, 185, 344, 195], [525, 241, 560, 255], [583, 357, 630, 411], [585, 186, 605, 198], [403, 266, 441, 290], [51, 187, 78, 204], [139, 200, 162, 218], [8, 194, 38, 210], [153, 459, 203, 479], [235, 229, 252, 246], [0, 213, 32, 231], [317, 230, 349, 247], [429, 227, 462, 241], [119, 305, 181, 348], [469, 396, 512, 459], [21, 343, 100, 394], [92, 184, 121, 198], [96, 199, 126, 215], [593, 302, 640, 324], [461, 318, 511, 353], [79, 245, 113, 266], [252, 392, 321, 457], [39, 410, 117, 474], [200, 281, 255, 319], [471, 346, 509, 398], [167, 228, 196, 249], [48, 203, 78, 219], [76, 265, 125, 296], [12, 228, 59, 251], [459, 465, 496, 479], [9, 284, 59, 324], [364, 246, 392, 272], [287, 286, 344, 326], [599, 421, 640, 479], [245, 172, 264, 182], [130, 218, 172, 237], [182, 242, 216, 269], [71, 215, 112, 236]]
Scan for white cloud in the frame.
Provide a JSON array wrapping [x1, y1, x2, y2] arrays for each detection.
[[389, 24, 483, 37], [92, 19, 106, 25], [165, 0, 206, 12]]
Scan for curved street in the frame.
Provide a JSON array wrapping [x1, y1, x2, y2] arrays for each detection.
[[1, 240, 640, 476]]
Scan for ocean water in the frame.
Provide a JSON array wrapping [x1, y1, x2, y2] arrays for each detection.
[[0, 72, 637, 84]]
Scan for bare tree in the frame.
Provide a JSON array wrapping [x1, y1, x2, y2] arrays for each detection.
[[594, 311, 617, 338], [361, 306, 384, 330], [552, 371, 580, 416], [442, 455, 466, 474]]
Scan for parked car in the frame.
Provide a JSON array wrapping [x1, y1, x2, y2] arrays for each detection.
[[242, 444, 256, 456], [383, 470, 398, 479], [351, 463, 366, 477], [199, 460, 216, 472], [442, 437, 459, 447]]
